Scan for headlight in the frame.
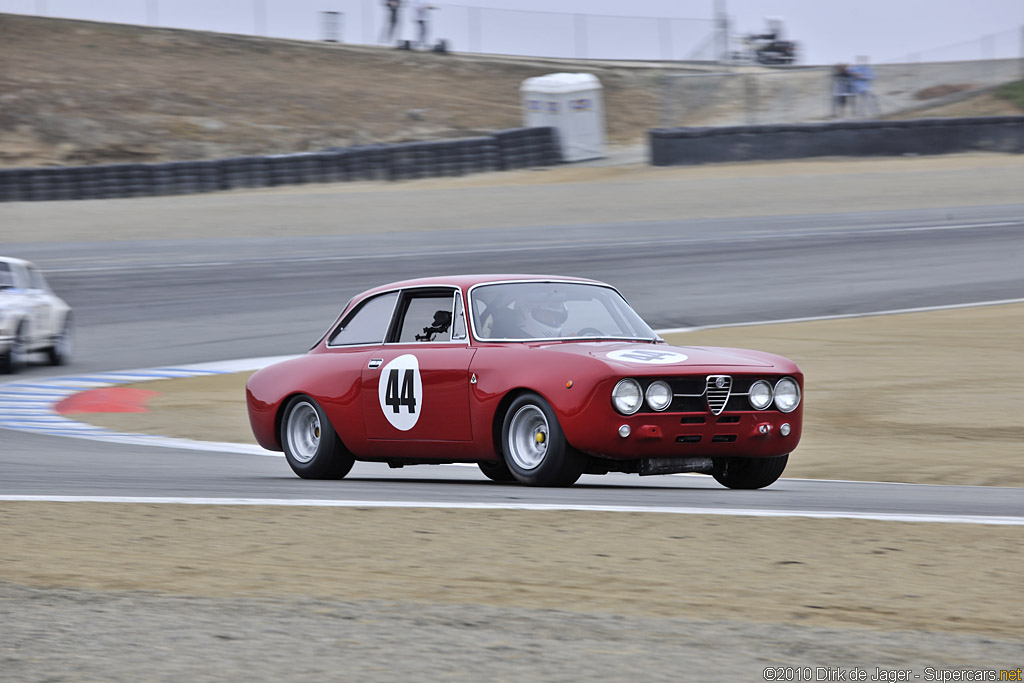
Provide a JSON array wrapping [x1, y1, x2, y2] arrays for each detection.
[[774, 378, 801, 413], [644, 380, 672, 412], [612, 378, 642, 415], [748, 380, 773, 410]]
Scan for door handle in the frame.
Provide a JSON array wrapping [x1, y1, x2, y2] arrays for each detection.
[[368, 358, 383, 369]]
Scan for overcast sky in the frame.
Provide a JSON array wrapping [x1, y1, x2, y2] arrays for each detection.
[[3, 0, 1023, 64]]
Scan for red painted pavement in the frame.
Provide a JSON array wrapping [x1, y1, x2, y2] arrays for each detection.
[[55, 387, 160, 415]]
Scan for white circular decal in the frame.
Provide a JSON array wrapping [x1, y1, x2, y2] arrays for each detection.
[[607, 349, 688, 365], [377, 354, 423, 431]]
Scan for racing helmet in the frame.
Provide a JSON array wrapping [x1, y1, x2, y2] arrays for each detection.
[[515, 289, 569, 338]]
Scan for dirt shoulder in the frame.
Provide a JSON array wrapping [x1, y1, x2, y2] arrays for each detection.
[[81, 302, 1024, 487], [1, 502, 1020, 639]]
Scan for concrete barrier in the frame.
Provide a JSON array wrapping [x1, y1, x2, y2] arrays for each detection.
[[650, 116, 1024, 166], [0, 127, 561, 202]]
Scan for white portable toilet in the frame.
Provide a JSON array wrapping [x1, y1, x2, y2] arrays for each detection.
[[520, 73, 605, 162]]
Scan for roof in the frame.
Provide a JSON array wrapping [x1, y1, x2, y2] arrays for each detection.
[[357, 274, 605, 297]]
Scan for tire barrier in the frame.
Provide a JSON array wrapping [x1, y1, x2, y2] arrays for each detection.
[[0, 127, 561, 202], [649, 116, 1024, 166]]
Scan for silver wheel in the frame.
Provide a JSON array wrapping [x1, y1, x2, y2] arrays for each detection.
[[5, 325, 27, 372], [285, 401, 321, 464], [506, 404, 550, 471], [49, 317, 73, 366]]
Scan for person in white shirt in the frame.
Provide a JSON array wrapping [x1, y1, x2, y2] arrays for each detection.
[[413, 0, 436, 49]]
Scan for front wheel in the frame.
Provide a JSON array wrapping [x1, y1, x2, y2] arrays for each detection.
[[47, 315, 73, 366], [501, 393, 585, 487], [1, 323, 27, 374], [281, 396, 355, 480], [712, 454, 789, 489]]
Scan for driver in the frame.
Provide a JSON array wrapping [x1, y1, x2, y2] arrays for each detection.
[[513, 290, 569, 338]]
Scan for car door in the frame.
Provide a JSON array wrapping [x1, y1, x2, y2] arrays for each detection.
[[24, 264, 59, 343], [361, 288, 476, 444], [8, 262, 46, 348]]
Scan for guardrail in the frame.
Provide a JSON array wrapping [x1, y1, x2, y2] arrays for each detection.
[[0, 127, 561, 203], [649, 116, 1024, 165]]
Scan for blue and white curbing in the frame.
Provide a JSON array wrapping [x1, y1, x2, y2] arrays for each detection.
[[0, 356, 296, 455]]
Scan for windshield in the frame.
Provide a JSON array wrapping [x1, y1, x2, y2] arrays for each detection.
[[470, 281, 657, 342]]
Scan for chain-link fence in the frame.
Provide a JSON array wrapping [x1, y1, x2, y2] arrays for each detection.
[[660, 57, 1024, 128], [0, 0, 717, 61]]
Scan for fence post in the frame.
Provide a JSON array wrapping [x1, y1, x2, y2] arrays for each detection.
[[745, 73, 758, 124], [1020, 25, 1024, 79], [658, 18, 673, 61], [574, 14, 587, 59], [469, 6, 481, 53], [364, 0, 373, 44]]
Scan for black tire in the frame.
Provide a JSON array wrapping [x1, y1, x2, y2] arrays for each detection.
[[477, 459, 515, 483], [280, 396, 355, 480], [500, 393, 585, 487], [47, 314, 73, 366], [712, 454, 789, 489], [1, 322, 27, 374]]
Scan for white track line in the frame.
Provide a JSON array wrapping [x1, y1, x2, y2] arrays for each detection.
[[0, 495, 1020, 525]]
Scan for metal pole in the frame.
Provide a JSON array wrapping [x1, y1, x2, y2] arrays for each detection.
[[469, 6, 481, 54], [981, 33, 994, 60], [574, 14, 587, 59], [253, 0, 267, 36], [658, 18, 673, 61], [1020, 25, 1024, 79], [364, 0, 373, 45], [714, 0, 728, 63]]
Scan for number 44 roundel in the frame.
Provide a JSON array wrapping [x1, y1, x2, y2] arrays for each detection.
[[378, 354, 423, 431]]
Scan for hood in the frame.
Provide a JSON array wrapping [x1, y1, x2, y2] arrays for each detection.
[[531, 341, 776, 370]]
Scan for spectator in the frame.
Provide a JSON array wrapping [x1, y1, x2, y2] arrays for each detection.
[[413, 0, 436, 49], [380, 0, 402, 44], [831, 63, 853, 118], [849, 55, 879, 117]]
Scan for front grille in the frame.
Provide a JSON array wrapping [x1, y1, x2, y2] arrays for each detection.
[[705, 375, 732, 415]]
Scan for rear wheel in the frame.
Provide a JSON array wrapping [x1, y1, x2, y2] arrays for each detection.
[[281, 396, 354, 480], [501, 393, 585, 487], [1, 323, 27, 374], [712, 454, 789, 489], [47, 315, 73, 366]]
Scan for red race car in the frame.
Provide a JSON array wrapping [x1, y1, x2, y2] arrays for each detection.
[[246, 275, 803, 488]]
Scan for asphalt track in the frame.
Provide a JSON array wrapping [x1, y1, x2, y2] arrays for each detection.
[[2, 203, 1024, 520]]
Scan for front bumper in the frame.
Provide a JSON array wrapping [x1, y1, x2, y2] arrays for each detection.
[[568, 410, 802, 460]]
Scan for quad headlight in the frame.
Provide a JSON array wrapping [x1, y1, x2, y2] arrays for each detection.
[[644, 380, 672, 412], [748, 380, 773, 410], [611, 378, 643, 415], [773, 377, 801, 413]]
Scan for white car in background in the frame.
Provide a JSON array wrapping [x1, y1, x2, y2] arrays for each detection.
[[0, 257, 73, 373]]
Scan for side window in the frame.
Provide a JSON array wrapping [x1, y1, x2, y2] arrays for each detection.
[[398, 295, 455, 343], [0, 263, 13, 289], [328, 292, 398, 346], [452, 292, 467, 341], [27, 267, 49, 292]]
